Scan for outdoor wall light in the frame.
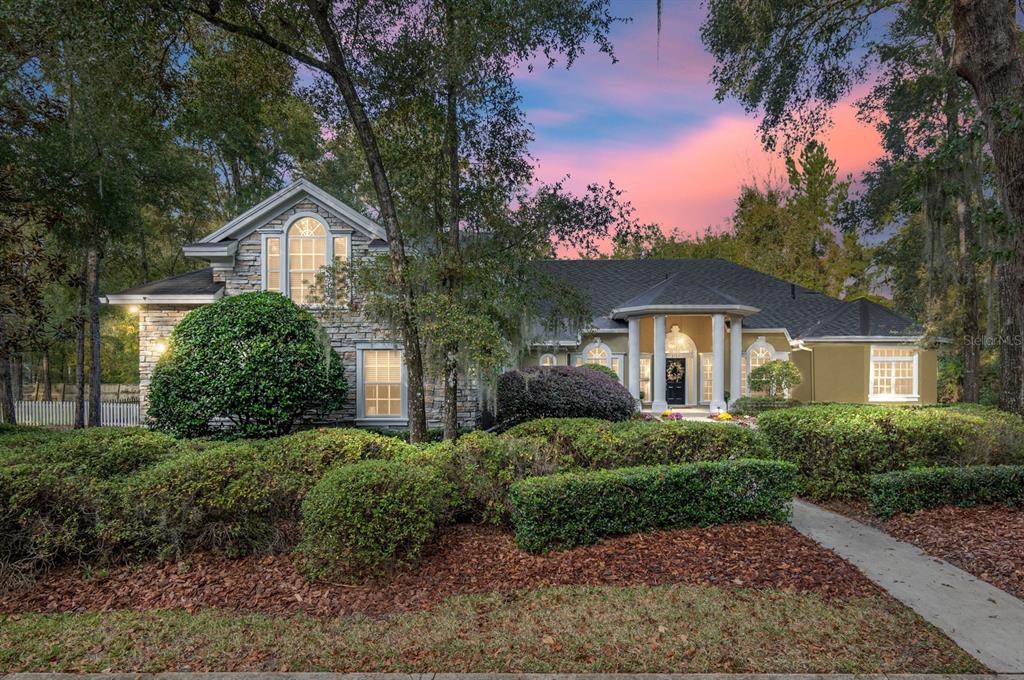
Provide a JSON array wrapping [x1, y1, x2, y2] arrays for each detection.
[[154, 342, 167, 355]]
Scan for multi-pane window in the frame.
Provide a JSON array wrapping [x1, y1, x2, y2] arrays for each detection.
[[870, 347, 918, 400], [747, 345, 773, 395], [362, 349, 403, 417], [639, 355, 652, 401], [610, 356, 621, 380], [740, 356, 749, 398], [701, 354, 714, 403], [331, 235, 350, 302], [576, 345, 609, 366], [287, 217, 327, 304], [266, 237, 281, 292], [540, 353, 556, 367]]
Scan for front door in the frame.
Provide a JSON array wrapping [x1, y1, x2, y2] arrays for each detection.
[[666, 358, 686, 405]]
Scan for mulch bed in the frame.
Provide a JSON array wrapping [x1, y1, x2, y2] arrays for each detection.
[[0, 523, 880, 618], [881, 505, 1024, 600]]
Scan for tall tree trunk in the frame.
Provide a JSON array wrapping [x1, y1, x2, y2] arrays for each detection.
[[10, 354, 22, 402], [442, 28, 463, 441], [42, 351, 52, 400], [952, 0, 1024, 414], [87, 245, 102, 426], [0, 354, 14, 425], [74, 259, 87, 429], [194, 3, 433, 441], [956, 194, 981, 402]]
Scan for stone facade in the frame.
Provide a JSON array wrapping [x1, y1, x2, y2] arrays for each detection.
[[140, 195, 480, 429]]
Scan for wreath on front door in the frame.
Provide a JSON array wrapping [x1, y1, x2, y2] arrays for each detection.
[[666, 362, 685, 382]]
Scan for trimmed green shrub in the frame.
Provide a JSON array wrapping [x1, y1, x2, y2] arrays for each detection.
[[111, 440, 301, 557], [869, 465, 1024, 518], [148, 291, 348, 439], [509, 459, 798, 553], [504, 417, 768, 469], [0, 428, 182, 579], [497, 366, 635, 427], [296, 460, 452, 580], [748, 359, 802, 398], [262, 427, 417, 485], [400, 431, 560, 525], [758, 404, 1024, 499], [730, 396, 801, 416], [582, 363, 621, 380]]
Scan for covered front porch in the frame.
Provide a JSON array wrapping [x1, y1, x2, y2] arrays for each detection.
[[623, 311, 751, 414]]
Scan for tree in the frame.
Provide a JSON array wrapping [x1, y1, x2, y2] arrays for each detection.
[[748, 359, 802, 399], [697, 0, 1024, 413], [191, 0, 625, 440]]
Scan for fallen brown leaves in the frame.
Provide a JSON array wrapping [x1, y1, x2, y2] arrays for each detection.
[[0, 522, 880, 619], [882, 505, 1024, 599]]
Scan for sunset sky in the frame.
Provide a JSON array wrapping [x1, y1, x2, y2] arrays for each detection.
[[516, 1, 884, 240]]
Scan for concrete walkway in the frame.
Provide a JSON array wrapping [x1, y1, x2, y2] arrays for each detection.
[[791, 500, 1024, 673]]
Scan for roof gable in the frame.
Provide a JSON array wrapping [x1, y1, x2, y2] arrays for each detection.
[[195, 179, 386, 248]]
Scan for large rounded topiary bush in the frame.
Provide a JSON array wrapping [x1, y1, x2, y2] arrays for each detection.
[[497, 365, 636, 427], [148, 292, 347, 438]]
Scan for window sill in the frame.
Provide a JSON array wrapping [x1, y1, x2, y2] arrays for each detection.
[[356, 417, 408, 426], [869, 394, 919, 402]]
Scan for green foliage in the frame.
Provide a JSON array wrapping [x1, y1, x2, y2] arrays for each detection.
[[758, 404, 1024, 499], [400, 431, 560, 525], [730, 396, 801, 415], [748, 360, 802, 399], [497, 366, 636, 426], [509, 459, 798, 553], [581, 363, 620, 380], [869, 465, 1024, 519], [504, 417, 768, 469], [148, 292, 347, 439], [296, 460, 452, 581], [0, 428, 182, 579]]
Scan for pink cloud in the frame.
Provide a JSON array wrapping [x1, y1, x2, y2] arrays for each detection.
[[534, 96, 882, 242]]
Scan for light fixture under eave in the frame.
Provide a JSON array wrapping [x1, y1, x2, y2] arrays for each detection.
[[128, 305, 139, 314]]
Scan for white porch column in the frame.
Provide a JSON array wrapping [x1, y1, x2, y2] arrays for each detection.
[[651, 315, 667, 413], [627, 317, 641, 402], [729, 315, 743, 407], [711, 313, 726, 412]]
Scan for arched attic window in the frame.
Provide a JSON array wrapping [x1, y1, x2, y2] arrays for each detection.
[[264, 215, 350, 305]]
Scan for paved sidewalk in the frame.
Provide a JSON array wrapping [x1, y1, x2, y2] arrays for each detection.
[[791, 500, 1024, 673]]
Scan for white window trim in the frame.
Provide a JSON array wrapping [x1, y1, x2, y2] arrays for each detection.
[[699, 352, 713, 405], [610, 352, 625, 382], [639, 352, 652, 403], [869, 345, 920, 402], [260, 212, 353, 306], [539, 353, 557, 367], [745, 336, 777, 394], [571, 340, 613, 368], [356, 343, 408, 423]]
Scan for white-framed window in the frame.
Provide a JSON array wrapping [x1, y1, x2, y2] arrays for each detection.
[[539, 353, 557, 367], [262, 214, 351, 305], [572, 340, 624, 381], [700, 353, 713, 403], [357, 347, 406, 420], [610, 354, 623, 381], [870, 346, 919, 401], [639, 353, 652, 402], [740, 356, 749, 398], [746, 338, 776, 396]]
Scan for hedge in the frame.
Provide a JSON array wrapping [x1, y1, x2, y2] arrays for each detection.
[[757, 404, 1024, 499], [509, 459, 798, 553], [0, 428, 186, 576], [729, 396, 801, 416], [504, 417, 768, 469], [497, 366, 635, 426], [296, 460, 452, 580], [399, 431, 560, 525], [869, 465, 1024, 519]]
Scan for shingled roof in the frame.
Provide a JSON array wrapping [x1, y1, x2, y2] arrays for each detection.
[[533, 259, 920, 340], [104, 268, 224, 304]]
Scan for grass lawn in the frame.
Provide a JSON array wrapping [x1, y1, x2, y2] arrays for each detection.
[[0, 584, 982, 673]]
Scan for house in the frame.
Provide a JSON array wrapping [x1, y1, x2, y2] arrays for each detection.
[[105, 179, 936, 425]]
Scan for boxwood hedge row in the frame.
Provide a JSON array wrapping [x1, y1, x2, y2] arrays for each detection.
[[868, 465, 1024, 519], [508, 459, 798, 553], [757, 404, 1024, 499]]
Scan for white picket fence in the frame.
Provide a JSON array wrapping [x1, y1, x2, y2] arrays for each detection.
[[5, 401, 141, 428]]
